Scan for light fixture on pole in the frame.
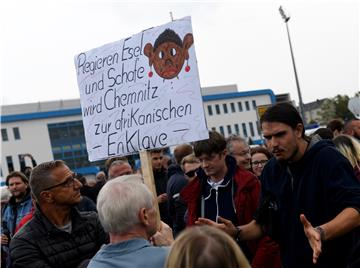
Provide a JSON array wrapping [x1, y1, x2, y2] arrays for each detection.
[[279, 6, 306, 123]]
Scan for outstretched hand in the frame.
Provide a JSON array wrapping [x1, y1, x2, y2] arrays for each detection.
[[195, 216, 237, 238], [300, 214, 322, 264]]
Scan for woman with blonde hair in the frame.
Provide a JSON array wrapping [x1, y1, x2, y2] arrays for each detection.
[[165, 225, 250, 268], [333, 134, 360, 182]]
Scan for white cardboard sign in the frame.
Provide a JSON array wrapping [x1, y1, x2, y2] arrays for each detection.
[[74, 17, 208, 161]]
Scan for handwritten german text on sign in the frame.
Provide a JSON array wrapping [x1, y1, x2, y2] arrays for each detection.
[[74, 17, 208, 161]]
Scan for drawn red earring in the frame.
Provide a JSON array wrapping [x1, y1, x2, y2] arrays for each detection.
[[185, 60, 190, 72], [148, 66, 153, 77]]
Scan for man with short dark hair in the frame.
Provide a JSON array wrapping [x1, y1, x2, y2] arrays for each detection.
[[344, 119, 360, 141], [181, 131, 280, 267], [1, 171, 32, 267], [326, 118, 344, 137], [151, 149, 171, 225], [198, 103, 360, 268], [2, 172, 32, 238], [10, 160, 108, 268]]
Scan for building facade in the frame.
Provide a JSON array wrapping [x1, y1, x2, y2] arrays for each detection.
[[303, 98, 327, 124], [202, 85, 275, 141], [1, 85, 275, 177]]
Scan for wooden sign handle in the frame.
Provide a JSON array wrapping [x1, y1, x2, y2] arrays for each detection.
[[139, 150, 161, 229]]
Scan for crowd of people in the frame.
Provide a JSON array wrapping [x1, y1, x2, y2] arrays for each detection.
[[1, 103, 360, 268]]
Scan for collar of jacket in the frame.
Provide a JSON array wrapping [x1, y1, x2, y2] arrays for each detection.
[[34, 205, 88, 235]]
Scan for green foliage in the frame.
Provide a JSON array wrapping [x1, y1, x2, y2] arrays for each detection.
[[318, 94, 355, 124]]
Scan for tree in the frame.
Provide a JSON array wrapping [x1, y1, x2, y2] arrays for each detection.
[[318, 99, 335, 124], [318, 94, 355, 124]]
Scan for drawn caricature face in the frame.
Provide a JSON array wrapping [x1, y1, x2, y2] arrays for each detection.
[[144, 29, 194, 80]]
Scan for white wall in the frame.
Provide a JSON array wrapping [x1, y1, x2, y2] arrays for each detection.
[[1, 115, 82, 175], [204, 94, 272, 139]]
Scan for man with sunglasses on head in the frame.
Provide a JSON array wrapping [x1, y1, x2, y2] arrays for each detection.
[[180, 131, 280, 268], [9, 160, 109, 268]]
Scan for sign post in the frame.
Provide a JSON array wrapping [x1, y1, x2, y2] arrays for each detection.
[[139, 150, 161, 226], [74, 17, 209, 226]]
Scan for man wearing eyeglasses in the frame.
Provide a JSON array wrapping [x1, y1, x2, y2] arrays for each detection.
[[181, 131, 280, 268], [226, 135, 252, 171], [9, 160, 109, 268]]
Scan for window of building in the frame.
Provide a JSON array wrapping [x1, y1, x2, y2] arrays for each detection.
[[48, 121, 94, 171], [242, 123, 248, 137], [252, 100, 257, 109], [207, 105, 213, 116], [215, 104, 220, 115], [249, 122, 255, 137], [13, 127, 21, 140], [223, 103, 228, 114], [227, 125, 232, 135], [234, 124, 240, 135], [256, 121, 261, 135], [18, 154, 25, 169], [230, 103, 235, 113], [6, 156, 14, 173], [237, 102, 243, 112], [219, 126, 224, 136], [245, 101, 250, 111], [1, 129, 8, 141]]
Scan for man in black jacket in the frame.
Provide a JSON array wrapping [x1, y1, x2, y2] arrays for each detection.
[[197, 103, 360, 268], [9, 160, 109, 268], [151, 149, 172, 226]]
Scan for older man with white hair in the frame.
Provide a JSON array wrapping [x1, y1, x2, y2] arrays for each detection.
[[88, 178, 173, 268]]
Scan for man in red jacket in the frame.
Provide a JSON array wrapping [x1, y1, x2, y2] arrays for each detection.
[[181, 131, 280, 268]]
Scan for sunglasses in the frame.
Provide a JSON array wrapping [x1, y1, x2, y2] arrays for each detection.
[[185, 169, 197, 177], [42, 172, 78, 191]]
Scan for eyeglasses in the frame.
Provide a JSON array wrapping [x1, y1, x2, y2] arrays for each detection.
[[185, 169, 197, 177], [251, 160, 268, 167], [42, 172, 78, 191]]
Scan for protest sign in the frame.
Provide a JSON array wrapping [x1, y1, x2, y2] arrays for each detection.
[[75, 17, 208, 161]]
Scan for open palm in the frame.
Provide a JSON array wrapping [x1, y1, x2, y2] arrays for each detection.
[[300, 214, 322, 264]]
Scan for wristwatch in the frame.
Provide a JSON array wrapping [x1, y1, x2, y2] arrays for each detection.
[[314, 226, 325, 241]]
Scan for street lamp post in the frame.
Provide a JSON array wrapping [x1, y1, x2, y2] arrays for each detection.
[[279, 6, 306, 123]]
